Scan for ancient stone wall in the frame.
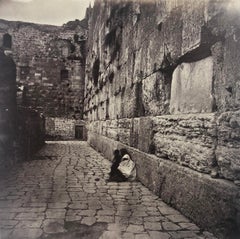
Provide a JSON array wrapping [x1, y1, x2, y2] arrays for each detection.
[[45, 117, 86, 140], [0, 19, 87, 119], [84, 0, 240, 237], [45, 117, 75, 140]]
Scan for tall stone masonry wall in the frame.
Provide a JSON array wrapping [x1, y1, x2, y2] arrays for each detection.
[[84, 0, 240, 238]]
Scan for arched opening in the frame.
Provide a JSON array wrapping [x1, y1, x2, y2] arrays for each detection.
[[3, 33, 12, 49]]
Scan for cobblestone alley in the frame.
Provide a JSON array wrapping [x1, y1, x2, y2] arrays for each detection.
[[0, 141, 218, 239]]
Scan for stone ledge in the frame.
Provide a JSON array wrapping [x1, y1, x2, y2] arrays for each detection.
[[87, 132, 240, 239]]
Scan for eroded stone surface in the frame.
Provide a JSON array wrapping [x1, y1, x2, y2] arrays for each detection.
[[170, 57, 214, 114]]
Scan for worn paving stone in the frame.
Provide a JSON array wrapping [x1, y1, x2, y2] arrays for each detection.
[[135, 233, 151, 239], [99, 230, 121, 239], [144, 221, 162, 230], [46, 209, 66, 219], [11, 228, 43, 239], [0, 141, 218, 239], [15, 220, 43, 228], [178, 222, 200, 231], [162, 221, 182, 231], [166, 214, 190, 223], [126, 224, 145, 233], [169, 230, 200, 239], [81, 216, 96, 226], [122, 232, 135, 239], [148, 231, 171, 239], [43, 219, 66, 234], [97, 215, 115, 223]]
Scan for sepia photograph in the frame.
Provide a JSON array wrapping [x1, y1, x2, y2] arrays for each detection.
[[0, 0, 240, 238]]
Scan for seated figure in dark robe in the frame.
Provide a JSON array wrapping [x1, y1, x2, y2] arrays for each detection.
[[108, 149, 127, 182]]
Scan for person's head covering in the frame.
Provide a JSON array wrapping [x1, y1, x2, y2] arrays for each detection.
[[113, 149, 120, 156], [120, 148, 128, 156]]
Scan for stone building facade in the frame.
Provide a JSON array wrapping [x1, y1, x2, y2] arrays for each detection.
[[84, 0, 240, 237], [0, 18, 87, 138]]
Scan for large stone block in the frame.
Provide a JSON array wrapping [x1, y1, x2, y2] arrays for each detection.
[[142, 72, 170, 116], [118, 118, 132, 146], [216, 111, 240, 180], [135, 117, 154, 154], [170, 57, 214, 114], [152, 114, 217, 174], [181, 0, 205, 54], [105, 120, 118, 140]]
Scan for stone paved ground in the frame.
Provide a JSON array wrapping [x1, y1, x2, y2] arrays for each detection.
[[0, 141, 218, 239]]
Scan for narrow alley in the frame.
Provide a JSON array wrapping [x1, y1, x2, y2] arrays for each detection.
[[0, 141, 217, 239]]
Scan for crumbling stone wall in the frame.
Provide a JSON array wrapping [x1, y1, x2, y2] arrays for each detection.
[[0, 19, 87, 119], [84, 0, 240, 237]]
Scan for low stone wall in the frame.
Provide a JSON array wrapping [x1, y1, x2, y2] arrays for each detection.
[[45, 117, 87, 140], [87, 131, 240, 239], [45, 117, 76, 140]]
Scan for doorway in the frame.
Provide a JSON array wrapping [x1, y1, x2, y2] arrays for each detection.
[[75, 125, 83, 140]]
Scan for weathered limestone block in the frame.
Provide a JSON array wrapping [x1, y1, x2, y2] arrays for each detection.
[[131, 117, 153, 154], [142, 72, 170, 116], [152, 114, 217, 173], [181, 0, 205, 54], [109, 95, 121, 120], [216, 111, 240, 180], [221, 30, 240, 111], [105, 120, 118, 140], [121, 86, 137, 118], [161, 6, 183, 62], [170, 57, 214, 114], [118, 118, 132, 146]]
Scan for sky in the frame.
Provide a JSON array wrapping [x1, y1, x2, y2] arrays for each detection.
[[0, 0, 94, 26]]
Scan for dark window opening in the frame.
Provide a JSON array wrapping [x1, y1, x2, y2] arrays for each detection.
[[3, 33, 12, 49]]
